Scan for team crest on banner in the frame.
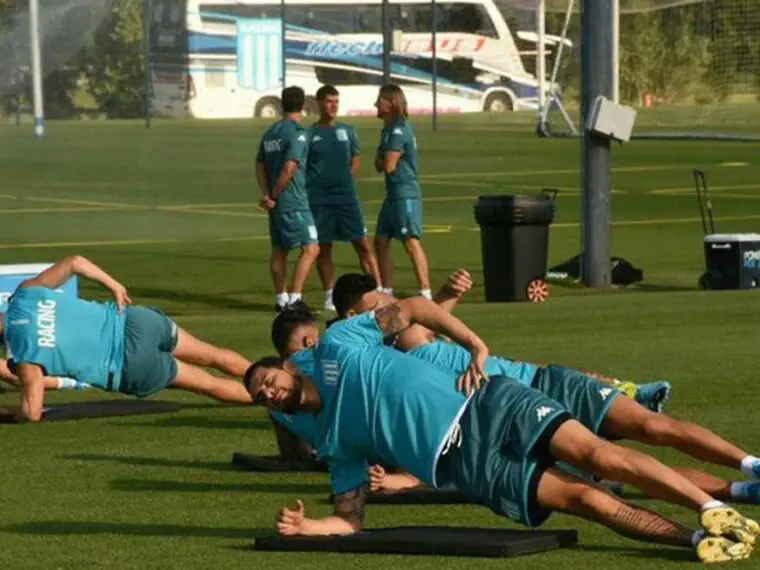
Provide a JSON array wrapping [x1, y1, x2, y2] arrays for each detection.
[[237, 19, 283, 91]]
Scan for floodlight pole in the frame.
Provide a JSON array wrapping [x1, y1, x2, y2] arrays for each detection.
[[431, 0, 438, 131], [612, 0, 619, 103], [536, 0, 546, 117], [381, 0, 390, 83], [281, 0, 287, 87], [580, 0, 613, 287], [143, 0, 153, 129], [29, 0, 44, 137]]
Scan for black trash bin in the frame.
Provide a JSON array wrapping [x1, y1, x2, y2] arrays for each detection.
[[474, 193, 555, 303]]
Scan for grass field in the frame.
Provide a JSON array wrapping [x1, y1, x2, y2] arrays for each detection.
[[1, 111, 760, 569]]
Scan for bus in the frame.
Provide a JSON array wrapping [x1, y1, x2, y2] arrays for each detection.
[[148, 0, 554, 119]]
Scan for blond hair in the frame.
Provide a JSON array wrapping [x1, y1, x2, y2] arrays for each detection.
[[378, 84, 409, 119]]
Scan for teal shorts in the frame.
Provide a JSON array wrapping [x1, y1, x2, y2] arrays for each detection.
[[531, 364, 621, 435], [269, 210, 318, 252], [311, 202, 367, 244], [119, 306, 179, 398], [375, 198, 423, 240], [443, 376, 571, 527]]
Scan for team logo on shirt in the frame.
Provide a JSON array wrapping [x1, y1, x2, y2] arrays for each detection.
[[36, 299, 57, 348], [536, 406, 554, 421], [336, 128, 348, 142], [312, 135, 323, 143], [392, 128, 404, 136], [599, 387, 613, 400], [297, 134, 307, 142], [263, 139, 281, 153]]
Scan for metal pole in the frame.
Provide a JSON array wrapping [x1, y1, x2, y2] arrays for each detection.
[[29, 0, 44, 137], [381, 0, 390, 83], [431, 0, 437, 131], [580, 0, 613, 288], [281, 0, 286, 87], [612, 0, 619, 103], [536, 0, 546, 119], [143, 0, 153, 129]]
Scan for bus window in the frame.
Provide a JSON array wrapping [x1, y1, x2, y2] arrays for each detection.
[[438, 3, 498, 38]]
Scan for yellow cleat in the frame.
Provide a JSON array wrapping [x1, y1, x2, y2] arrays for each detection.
[[696, 536, 752, 564], [611, 380, 638, 400], [701, 507, 760, 546]]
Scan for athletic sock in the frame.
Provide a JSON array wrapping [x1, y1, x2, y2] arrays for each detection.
[[691, 529, 707, 547], [324, 289, 333, 302], [420, 289, 432, 300], [740, 455, 760, 476], [701, 500, 726, 511], [289, 292, 302, 304], [381, 287, 393, 296], [730, 481, 758, 500], [276, 292, 289, 307]]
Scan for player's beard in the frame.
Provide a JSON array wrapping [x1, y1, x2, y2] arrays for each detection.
[[278, 377, 304, 414]]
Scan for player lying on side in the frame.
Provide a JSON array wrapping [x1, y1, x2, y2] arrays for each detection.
[[0, 255, 253, 422], [246, 298, 758, 563]]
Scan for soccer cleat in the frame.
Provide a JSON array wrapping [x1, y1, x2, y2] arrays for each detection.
[[635, 381, 673, 413], [324, 299, 337, 312], [731, 482, 760, 504], [701, 506, 760, 546], [696, 536, 752, 564], [274, 303, 286, 314], [287, 299, 313, 314], [612, 380, 638, 400]]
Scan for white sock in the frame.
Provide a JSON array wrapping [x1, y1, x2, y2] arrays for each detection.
[[324, 289, 333, 301], [276, 292, 289, 307], [381, 287, 393, 296], [420, 289, 432, 300], [289, 292, 302, 304], [700, 500, 725, 511], [730, 481, 755, 499], [740, 455, 759, 476], [376, 286, 383, 292], [691, 529, 706, 547]]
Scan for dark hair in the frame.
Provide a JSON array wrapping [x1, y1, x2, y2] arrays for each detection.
[[332, 273, 377, 317], [271, 308, 317, 357], [316, 84, 339, 101], [378, 84, 409, 119], [281, 86, 305, 113], [243, 355, 286, 398]]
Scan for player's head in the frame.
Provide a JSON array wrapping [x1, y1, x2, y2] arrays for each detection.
[[281, 86, 306, 114], [271, 307, 320, 358], [375, 84, 408, 120], [332, 273, 396, 318], [316, 84, 339, 120], [244, 356, 303, 413]]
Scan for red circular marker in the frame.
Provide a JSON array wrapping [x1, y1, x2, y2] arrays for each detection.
[[527, 279, 550, 303]]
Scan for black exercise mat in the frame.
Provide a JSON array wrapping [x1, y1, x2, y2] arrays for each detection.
[[328, 488, 471, 505], [254, 526, 578, 557], [0, 399, 181, 423], [232, 452, 328, 473]]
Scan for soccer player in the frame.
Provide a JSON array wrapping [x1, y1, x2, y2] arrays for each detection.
[[256, 85, 319, 312], [0, 255, 253, 422], [246, 300, 758, 563], [373, 84, 432, 300], [306, 85, 382, 312]]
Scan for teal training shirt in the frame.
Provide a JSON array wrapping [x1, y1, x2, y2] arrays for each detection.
[[306, 122, 360, 206], [4, 286, 125, 391], [312, 313, 468, 494], [378, 120, 421, 200], [409, 341, 539, 386], [256, 119, 310, 213]]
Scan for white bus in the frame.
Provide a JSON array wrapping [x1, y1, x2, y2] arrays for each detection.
[[148, 0, 553, 119]]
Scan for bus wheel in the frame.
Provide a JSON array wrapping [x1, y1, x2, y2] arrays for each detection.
[[484, 92, 513, 113], [255, 98, 282, 119], [303, 97, 319, 118]]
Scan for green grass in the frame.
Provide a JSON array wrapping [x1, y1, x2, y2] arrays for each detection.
[[1, 112, 760, 569]]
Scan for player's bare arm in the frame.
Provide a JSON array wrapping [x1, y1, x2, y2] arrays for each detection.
[[350, 155, 360, 176], [270, 159, 298, 200], [375, 297, 489, 394], [382, 150, 402, 174], [256, 161, 274, 210], [21, 256, 131, 311], [275, 485, 367, 536], [16, 362, 46, 422]]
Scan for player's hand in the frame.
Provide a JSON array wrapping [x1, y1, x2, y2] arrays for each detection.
[[368, 464, 387, 492], [374, 153, 384, 173], [443, 269, 472, 298], [457, 342, 489, 397], [259, 196, 276, 212], [276, 499, 306, 536], [110, 282, 132, 312]]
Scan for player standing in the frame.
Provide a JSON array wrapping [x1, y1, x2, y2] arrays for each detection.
[[373, 84, 432, 299], [256, 86, 319, 312], [306, 85, 382, 312]]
